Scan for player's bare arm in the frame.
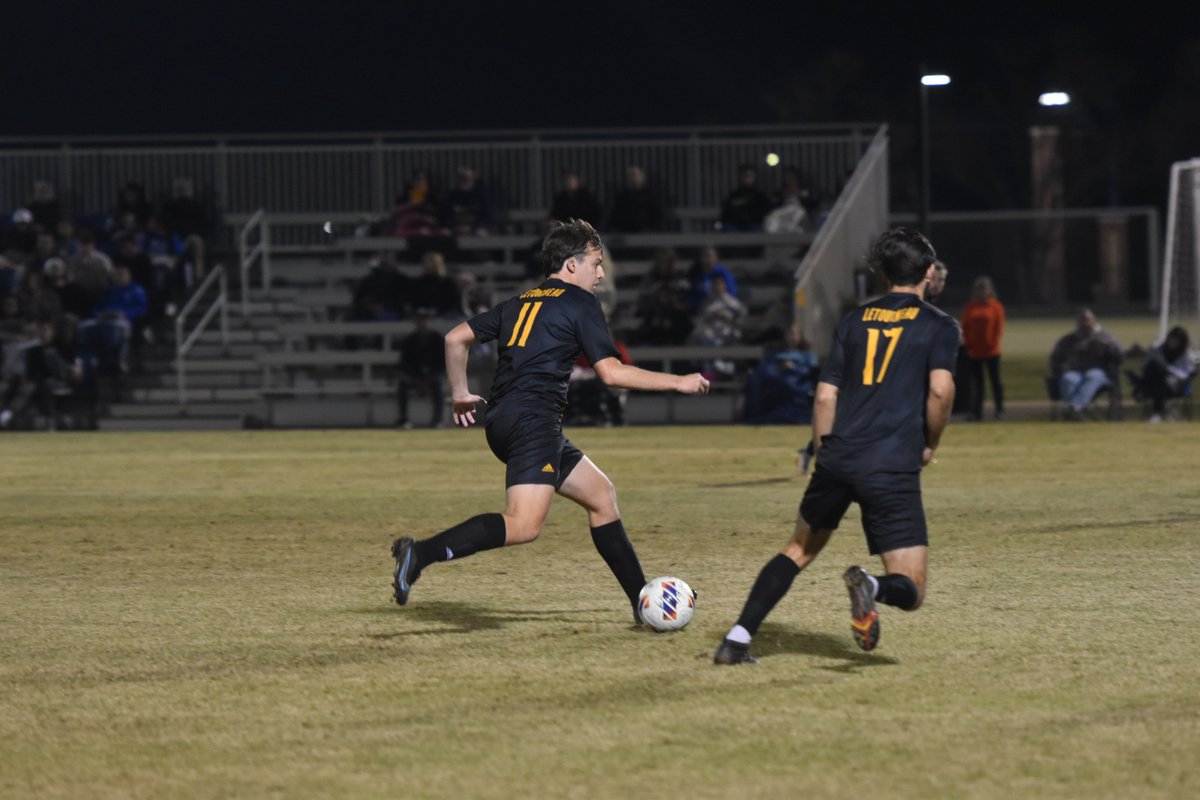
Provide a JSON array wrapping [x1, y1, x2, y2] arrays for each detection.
[[924, 368, 955, 464], [811, 381, 838, 450], [444, 321, 486, 427], [592, 357, 710, 394]]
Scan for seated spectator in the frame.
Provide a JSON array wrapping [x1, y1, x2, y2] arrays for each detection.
[[763, 170, 809, 234], [607, 165, 663, 233], [444, 166, 493, 236], [0, 294, 27, 356], [0, 320, 83, 431], [25, 232, 59, 279], [41, 258, 94, 322], [1128, 326, 1195, 423], [549, 172, 602, 227], [113, 235, 168, 336], [635, 247, 691, 345], [408, 252, 462, 318], [396, 311, 446, 429], [160, 177, 209, 239], [566, 339, 633, 427], [86, 264, 148, 371], [27, 181, 62, 233], [1049, 308, 1123, 419], [68, 230, 114, 311], [688, 277, 747, 379], [115, 181, 152, 227], [386, 171, 450, 247], [688, 244, 739, 310], [720, 164, 772, 232], [352, 251, 409, 321], [4, 209, 37, 258], [744, 322, 819, 424]]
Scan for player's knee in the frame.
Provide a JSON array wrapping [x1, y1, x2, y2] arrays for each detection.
[[502, 515, 544, 545], [876, 573, 922, 611]]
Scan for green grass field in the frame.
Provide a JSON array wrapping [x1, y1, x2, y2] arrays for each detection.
[[2, 422, 1199, 799]]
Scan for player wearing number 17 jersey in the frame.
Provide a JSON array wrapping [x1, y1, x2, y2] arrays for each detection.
[[715, 227, 959, 664], [390, 219, 710, 622]]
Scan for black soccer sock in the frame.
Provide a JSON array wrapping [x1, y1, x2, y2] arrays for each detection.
[[735, 554, 801, 636], [875, 573, 919, 610], [590, 519, 646, 605], [415, 513, 507, 569]]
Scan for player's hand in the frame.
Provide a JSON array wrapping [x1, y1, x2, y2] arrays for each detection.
[[922, 446, 936, 466], [678, 373, 710, 395], [451, 394, 487, 427]]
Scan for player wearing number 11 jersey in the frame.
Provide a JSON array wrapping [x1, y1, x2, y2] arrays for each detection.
[[391, 219, 709, 621], [715, 227, 959, 664]]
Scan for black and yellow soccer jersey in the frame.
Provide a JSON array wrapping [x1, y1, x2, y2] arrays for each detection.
[[467, 278, 620, 416], [816, 292, 960, 474]]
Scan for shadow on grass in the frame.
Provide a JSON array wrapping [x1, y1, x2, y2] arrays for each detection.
[[752, 623, 900, 672], [362, 601, 617, 637]]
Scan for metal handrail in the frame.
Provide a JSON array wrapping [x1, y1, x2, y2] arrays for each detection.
[[175, 265, 229, 408], [239, 209, 270, 316]]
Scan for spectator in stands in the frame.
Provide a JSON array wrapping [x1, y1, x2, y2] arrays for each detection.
[[0, 294, 26, 353], [566, 339, 633, 427], [444, 166, 493, 236], [688, 276, 747, 379], [960, 275, 1006, 421], [1129, 326, 1195, 423], [160, 177, 209, 239], [113, 234, 168, 336], [4, 209, 37, 258], [550, 172, 602, 226], [1049, 308, 1123, 419], [42, 257, 95, 322], [89, 264, 148, 370], [399, 168, 440, 211], [688, 244, 739, 310], [27, 181, 61, 233], [396, 310, 446, 429], [352, 251, 409, 321], [408, 251, 461, 318], [744, 322, 820, 424], [635, 247, 692, 345], [115, 181, 152, 227], [68, 230, 113, 311], [607, 165, 663, 233], [0, 256, 20, 305], [720, 164, 772, 232], [763, 170, 810, 235], [0, 319, 82, 431], [387, 170, 449, 242], [25, 232, 58, 279]]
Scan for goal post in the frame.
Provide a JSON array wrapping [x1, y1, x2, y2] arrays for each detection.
[[1159, 158, 1200, 345]]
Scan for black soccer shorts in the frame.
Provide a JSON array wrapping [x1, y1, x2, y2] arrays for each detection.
[[484, 411, 584, 489], [799, 465, 928, 555]]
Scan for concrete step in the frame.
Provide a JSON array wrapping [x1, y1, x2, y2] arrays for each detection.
[[97, 416, 245, 432], [131, 386, 261, 403], [142, 358, 259, 373], [195, 329, 281, 345], [106, 401, 260, 419], [132, 372, 259, 389]]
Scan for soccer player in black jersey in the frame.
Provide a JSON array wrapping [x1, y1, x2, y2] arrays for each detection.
[[391, 219, 710, 621], [715, 227, 958, 664]]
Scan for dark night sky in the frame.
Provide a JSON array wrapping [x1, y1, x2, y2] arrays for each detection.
[[6, 2, 1198, 207]]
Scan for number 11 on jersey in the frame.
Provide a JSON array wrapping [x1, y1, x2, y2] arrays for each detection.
[[506, 301, 543, 347], [862, 326, 903, 385]]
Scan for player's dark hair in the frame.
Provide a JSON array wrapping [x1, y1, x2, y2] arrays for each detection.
[[867, 227, 936, 288], [542, 218, 602, 277]]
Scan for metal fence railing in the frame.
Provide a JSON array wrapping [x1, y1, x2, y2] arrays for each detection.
[[0, 125, 878, 230], [175, 265, 229, 408]]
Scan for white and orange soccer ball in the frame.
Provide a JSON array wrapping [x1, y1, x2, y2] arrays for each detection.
[[638, 576, 696, 632]]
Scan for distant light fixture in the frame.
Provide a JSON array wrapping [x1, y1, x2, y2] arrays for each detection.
[[322, 221, 334, 235], [1038, 91, 1071, 107], [765, 152, 781, 167], [921, 74, 951, 87]]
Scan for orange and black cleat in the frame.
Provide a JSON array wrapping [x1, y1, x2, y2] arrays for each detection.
[[843, 566, 880, 651]]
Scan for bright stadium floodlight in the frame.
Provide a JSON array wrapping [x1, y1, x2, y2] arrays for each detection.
[[1039, 91, 1071, 107], [921, 74, 951, 87], [765, 152, 781, 167], [918, 72, 951, 231]]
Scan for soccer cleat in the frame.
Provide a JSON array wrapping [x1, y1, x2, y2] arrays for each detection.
[[391, 537, 420, 605], [713, 638, 758, 665], [844, 566, 880, 651]]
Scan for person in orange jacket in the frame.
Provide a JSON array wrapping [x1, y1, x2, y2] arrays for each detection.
[[960, 276, 1005, 420]]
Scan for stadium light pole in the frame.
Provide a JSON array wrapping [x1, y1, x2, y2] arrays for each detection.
[[918, 71, 951, 234]]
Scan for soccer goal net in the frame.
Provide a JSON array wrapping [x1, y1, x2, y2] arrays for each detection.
[[1160, 158, 1200, 344]]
